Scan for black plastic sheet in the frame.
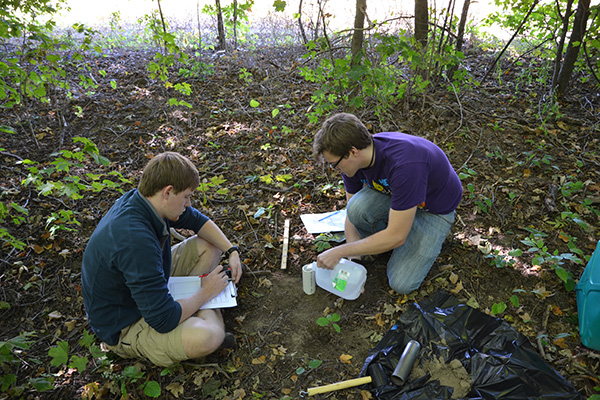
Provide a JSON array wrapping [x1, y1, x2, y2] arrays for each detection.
[[359, 291, 584, 400]]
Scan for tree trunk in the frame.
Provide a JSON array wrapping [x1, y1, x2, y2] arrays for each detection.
[[215, 0, 226, 51], [556, 0, 591, 97], [455, 0, 471, 52], [233, 0, 238, 49], [551, 0, 575, 87], [348, 0, 367, 111], [297, 0, 308, 44], [196, 0, 202, 48], [414, 0, 428, 48], [351, 0, 366, 66], [156, 0, 168, 54]]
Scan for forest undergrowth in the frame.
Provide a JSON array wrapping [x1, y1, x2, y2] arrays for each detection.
[[1, 27, 599, 399]]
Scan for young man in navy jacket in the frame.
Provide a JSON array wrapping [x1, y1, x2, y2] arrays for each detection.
[[82, 152, 242, 366]]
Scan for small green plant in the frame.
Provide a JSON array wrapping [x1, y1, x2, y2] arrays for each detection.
[[317, 313, 341, 333], [588, 385, 600, 400], [313, 233, 342, 252], [45, 210, 81, 239], [491, 302, 507, 315], [21, 137, 111, 200], [197, 175, 229, 204], [45, 329, 160, 398], [474, 197, 493, 214], [0, 202, 28, 250], [259, 173, 292, 186], [117, 366, 161, 398], [520, 227, 581, 291], [1, 332, 36, 394], [295, 359, 323, 375], [486, 248, 523, 268], [239, 67, 253, 84]]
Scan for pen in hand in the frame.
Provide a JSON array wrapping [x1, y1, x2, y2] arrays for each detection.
[[199, 268, 232, 280]]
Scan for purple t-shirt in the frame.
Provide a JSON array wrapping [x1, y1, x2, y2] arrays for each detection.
[[342, 132, 462, 214]]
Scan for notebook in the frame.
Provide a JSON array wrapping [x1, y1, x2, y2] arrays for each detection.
[[167, 276, 237, 310]]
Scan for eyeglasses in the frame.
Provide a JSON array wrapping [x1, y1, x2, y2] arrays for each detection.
[[329, 154, 345, 169]]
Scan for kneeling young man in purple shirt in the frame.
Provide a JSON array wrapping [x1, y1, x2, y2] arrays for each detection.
[[313, 113, 462, 294]]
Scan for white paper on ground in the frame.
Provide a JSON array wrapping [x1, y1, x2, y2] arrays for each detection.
[[300, 209, 347, 234]]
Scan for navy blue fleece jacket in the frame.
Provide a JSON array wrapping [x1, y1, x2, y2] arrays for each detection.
[[81, 189, 209, 345]]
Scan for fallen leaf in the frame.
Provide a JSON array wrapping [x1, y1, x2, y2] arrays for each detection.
[[33, 244, 44, 254], [81, 382, 100, 399], [231, 389, 246, 400], [47, 311, 62, 321], [449, 272, 459, 284], [166, 381, 184, 398], [523, 169, 531, 177], [532, 286, 551, 299], [450, 280, 463, 294], [272, 346, 287, 356], [65, 319, 77, 331], [551, 305, 563, 316], [466, 297, 480, 309], [558, 231, 569, 242], [553, 337, 569, 349], [397, 294, 409, 304], [258, 277, 272, 288], [339, 354, 353, 364], [519, 312, 531, 322], [382, 303, 397, 315], [252, 356, 266, 364]]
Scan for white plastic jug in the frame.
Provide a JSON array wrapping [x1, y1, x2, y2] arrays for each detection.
[[314, 258, 367, 300]]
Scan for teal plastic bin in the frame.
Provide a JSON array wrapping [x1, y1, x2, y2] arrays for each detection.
[[576, 240, 600, 351]]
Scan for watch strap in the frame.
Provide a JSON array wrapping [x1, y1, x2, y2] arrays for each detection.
[[224, 246, 240, 258]]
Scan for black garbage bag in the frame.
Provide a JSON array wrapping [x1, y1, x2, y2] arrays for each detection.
[[359, 291, 584, 400]]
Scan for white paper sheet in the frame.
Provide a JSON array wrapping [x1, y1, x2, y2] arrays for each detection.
[[167, 276, 237, 309], [300, 209, 347, 234]]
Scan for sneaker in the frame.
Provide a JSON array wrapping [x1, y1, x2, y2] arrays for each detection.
[[221, 332, 236, 349], [351, 255, 377, 268]]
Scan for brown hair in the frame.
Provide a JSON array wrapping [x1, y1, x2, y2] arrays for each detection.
[[313, 113, 372, 161], [138, 152, 200, 197]]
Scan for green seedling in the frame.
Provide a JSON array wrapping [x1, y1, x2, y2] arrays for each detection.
[[296, 359, 323, 375], [317, 313, 341, 333]]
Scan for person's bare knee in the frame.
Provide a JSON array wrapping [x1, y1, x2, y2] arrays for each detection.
[[181, 311, 226, 359]]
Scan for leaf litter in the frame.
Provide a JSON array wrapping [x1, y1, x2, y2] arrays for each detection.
[[0, 44, 598, 399]]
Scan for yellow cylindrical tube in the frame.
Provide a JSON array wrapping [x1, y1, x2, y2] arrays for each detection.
[[307, 376, 372, 396]]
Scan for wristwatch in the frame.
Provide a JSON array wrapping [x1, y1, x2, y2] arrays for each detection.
[[223, 246, 240, 258]]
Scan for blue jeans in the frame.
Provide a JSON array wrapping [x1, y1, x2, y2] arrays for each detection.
[[347, 187, 455, 294]]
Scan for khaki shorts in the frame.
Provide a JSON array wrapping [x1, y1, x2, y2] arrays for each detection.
[[105, 237, 200, 366]]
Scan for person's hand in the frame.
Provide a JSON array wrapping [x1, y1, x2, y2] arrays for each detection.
[[316, 248, 342, 270], [200, 265, 230, 300], [228, 253, 243, 284]]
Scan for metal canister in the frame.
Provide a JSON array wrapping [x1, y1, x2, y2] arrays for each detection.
[[302, 263, 316, 295], [391, 340, 421, 386]]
